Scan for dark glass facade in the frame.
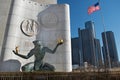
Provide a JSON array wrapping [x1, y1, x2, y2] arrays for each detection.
[[80, 29, 96, 66], [85, 21, 95, 38], [94, 39, 103, 68], [78, 28, 84, 66], [102, 31, 119, 68], [71, 21, 103, 68], [71, 38, 80, 65]]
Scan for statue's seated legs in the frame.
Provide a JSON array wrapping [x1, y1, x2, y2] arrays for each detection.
[[21, 62, 55, 72], [42, 63, 55, 71], [21, 62, 34, 72]]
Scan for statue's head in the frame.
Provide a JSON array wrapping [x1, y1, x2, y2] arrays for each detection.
[[33, 40, 42, 46]]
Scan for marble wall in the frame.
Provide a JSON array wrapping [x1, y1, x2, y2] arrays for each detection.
[[31, 0, 57, 4], [0, 0, 72, 72], [0, 0, 12, 58]]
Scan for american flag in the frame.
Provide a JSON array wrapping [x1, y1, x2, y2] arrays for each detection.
[[88, 2, 100, 14]]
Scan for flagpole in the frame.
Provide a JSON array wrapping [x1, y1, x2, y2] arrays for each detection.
[[99, 0, 111, 70]]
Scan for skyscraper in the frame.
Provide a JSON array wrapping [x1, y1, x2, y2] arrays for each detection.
[[80, 28, 96, 66], [71, 38, 80, 65], [102, 31, 119, 68], [71, 21, 102, 68], [94, 39, 103, 68], [78, 28, 84, 67], [71, 28, 84, 67], [85, 21, 95, 38]]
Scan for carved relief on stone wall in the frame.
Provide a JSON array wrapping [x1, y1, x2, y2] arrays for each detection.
[[40, 13, 58, 28], [20, 19, 39, 37]]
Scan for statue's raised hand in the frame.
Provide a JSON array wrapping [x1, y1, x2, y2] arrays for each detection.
[[57, 39, 64, 45], [13, 46, 19, 55]]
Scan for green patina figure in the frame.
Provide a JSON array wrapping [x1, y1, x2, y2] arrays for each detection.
[[13, 39, 63, 72]]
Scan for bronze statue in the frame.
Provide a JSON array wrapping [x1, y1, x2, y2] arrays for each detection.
[[13, 39, 63, 72]]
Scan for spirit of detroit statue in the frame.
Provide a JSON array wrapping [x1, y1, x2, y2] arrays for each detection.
[[13, 39, 63, 72]]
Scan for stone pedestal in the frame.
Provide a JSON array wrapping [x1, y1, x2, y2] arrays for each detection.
[[0, 0, 72, 72]]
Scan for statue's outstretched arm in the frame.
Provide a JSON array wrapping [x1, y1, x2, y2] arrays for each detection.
[[13, 49, 34, 59], [45, 39, 63, 54]]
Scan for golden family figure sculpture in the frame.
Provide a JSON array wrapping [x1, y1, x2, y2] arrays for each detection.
[[13, 39, 63, 72]]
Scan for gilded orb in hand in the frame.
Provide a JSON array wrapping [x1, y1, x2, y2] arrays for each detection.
[[58, 39, 64, 44], [15, 46, 19, 53]]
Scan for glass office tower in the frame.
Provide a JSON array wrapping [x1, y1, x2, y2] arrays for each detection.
[[71, 38, 80, 65], [102, 31, 119, 68], [94, 39, 103, 68], [85, 21, 95, 38], [71, 21, 102, 68], [80, 29, 96, 66]]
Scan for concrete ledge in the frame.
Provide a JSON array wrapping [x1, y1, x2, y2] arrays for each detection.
[[0, 72, 120, 80]]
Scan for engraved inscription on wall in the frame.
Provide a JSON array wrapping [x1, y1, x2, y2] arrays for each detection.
[[0, 16, 2, 22], [40, 13, 58, 28], [20, 19, 39, 37]]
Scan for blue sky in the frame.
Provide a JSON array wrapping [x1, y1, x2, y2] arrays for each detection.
[[58, 0, 120, 61]]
